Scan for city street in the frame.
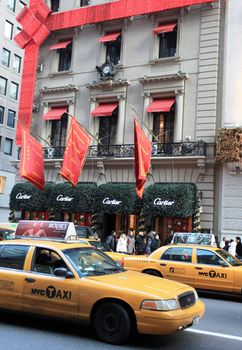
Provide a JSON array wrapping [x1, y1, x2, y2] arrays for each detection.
[[0, 293, 241, 350]]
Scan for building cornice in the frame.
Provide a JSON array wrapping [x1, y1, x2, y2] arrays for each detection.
[[139, 72, 189, 84], [39, 85, 79, 94]]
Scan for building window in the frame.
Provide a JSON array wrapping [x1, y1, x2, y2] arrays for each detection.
[[159, 26, 177, 58], [80, 0, 89, 6], [50, 114, 68, 148], [13, 54, 21, 73], [2, 48, 11, 67], [50, 0, 59, 12], [4, 138, 13, 155], [98, 109, 118, 147], [7, 110, 15, 128], [7, 0, 16, 12], [58, 43, 72, 71], [5, 21, 13, 40], [106, 36, 121, 65], [0, 77, 7, 95], [153, 111, 174, 144], [0, 178, 6, 193], [0, 106, 4, 124], [9, 82, 18, 100]]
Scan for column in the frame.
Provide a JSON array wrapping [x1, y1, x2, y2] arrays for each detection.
[[142, 92, 152, 139], [116, 95, 126, 144], [174, 90, 184, 142], [89, 98, 98, 145]]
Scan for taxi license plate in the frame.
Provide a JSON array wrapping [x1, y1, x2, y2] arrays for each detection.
[[193, 316, 200, 325]]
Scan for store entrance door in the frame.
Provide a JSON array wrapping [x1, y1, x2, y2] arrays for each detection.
[[151, 216, 192, 245], [103, 214, 116, 237]]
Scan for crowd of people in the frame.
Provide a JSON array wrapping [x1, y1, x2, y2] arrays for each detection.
[[105, 230, 242, 259], [105, 230, 161, 255], [219, 236, 242, 259]]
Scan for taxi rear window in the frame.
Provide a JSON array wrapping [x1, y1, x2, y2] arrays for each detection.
[[0, 244, 30, 270]]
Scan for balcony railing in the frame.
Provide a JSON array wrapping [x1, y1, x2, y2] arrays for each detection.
[[41, 141, 207, 160]]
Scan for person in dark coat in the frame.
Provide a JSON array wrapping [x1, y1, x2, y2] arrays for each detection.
[[105, 231, 116, 251], [236, 237, 242, 258], [151, 234, 161, 252], [145, 231, 154, 255], [135, 231, 145, 255], [223, 240, 230, 252]]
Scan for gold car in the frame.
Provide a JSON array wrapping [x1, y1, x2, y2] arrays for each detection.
[[0, 239, 204, 344], [78, 238, 126, 262], [123, 244, 242, 295]]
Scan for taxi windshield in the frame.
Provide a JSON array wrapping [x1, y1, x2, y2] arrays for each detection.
[[217, 249, 242, 266], [63, 247, 123, 277]]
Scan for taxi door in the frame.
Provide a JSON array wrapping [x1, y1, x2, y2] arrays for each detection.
[[0, 244, 30, 311], [159, 246, 195, 287], [22, 247, 79, 319], [194, 248, 234, 292]]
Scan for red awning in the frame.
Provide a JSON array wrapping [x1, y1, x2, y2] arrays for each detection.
[[98, 32, 121, 43], [146, 99, 175, 113], [153, 23, 177, 34], [42, 107, 67, 121], [49, 40, 72, 50], [91, 103, 118, 117]]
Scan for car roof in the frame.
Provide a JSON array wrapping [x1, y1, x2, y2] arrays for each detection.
[[0, 239, 91, 250]]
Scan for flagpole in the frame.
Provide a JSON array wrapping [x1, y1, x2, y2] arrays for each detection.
[[17, 120, 52, 146], [67, 113, 104, 146], [129, 104, 160, 142]]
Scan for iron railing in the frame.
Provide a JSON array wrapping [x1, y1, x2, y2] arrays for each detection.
[[40, 141, 207, 160]]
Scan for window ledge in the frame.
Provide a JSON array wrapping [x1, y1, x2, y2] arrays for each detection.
[[48, 70, 74, 78], [149, 56, 182, 64], [116, 63, 125, 70]]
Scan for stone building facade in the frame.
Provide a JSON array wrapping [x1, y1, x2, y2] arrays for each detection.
[[0, 0, 28, 221], [13, 0, 226, 240]]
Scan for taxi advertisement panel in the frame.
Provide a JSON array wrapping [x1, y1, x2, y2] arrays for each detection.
[[15, 220, 77, 239]]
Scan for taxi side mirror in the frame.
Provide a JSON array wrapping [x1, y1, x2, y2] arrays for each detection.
[[54, 267, 74, 278]]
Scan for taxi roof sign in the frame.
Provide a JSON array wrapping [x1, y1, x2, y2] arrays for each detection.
[[171, 232, 216, 246], [15, 220, 78, 241]]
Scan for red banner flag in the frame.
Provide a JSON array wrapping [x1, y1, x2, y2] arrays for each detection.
[[60, 117, 92, 187], [134, 118, 152, 198], [20, 128, 45, 190]]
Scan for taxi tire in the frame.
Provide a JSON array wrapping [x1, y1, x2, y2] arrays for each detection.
[[143, 269, 162, 277], [93, 302, 131, 344]]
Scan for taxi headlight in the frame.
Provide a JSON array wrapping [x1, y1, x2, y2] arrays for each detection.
[[141, 299, 179, 311]]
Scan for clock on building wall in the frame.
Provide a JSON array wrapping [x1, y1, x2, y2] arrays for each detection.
[[96, 60, 116, 80]]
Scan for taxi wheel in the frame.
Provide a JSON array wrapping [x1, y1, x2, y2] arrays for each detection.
[[143, 269, 162, 277], [93, 302, 131, 344]]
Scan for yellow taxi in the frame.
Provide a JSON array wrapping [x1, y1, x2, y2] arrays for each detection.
[[123, 244, 242, 295], [0, 239, 205, 344], [78, 238, 126, 262]]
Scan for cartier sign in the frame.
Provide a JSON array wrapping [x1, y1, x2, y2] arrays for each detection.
[[153, 198, 174, 206], [16, 193, 31, 200], [56, 195, 73, 202], [103, 197, 122, 205]]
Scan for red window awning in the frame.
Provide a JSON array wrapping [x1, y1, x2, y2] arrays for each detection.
[[146, 98, 175, 113], [91, 103, 118, 117], [42, 107, 68, 121], [98, 32, 121, 43], [153, 23, 177, 35], [49, 40, 72, 50]]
